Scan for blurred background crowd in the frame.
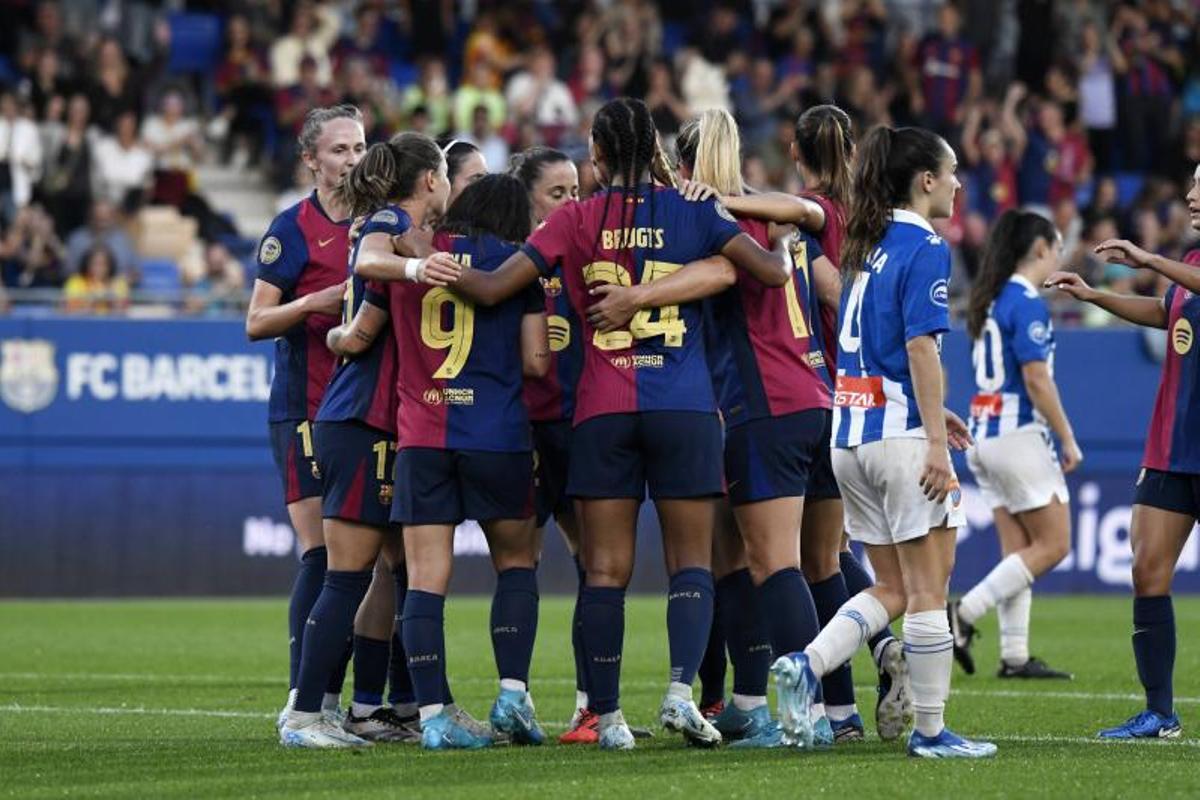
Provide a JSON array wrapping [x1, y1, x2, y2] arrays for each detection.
[[0, 0, 1197, 325]]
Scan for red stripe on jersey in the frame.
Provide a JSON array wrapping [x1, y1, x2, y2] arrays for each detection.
[[1142, 250, 1200, 471], [285, 436, 301, 503]]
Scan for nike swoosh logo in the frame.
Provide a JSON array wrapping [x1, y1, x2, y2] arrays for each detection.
[[318, 236, 336, 247]]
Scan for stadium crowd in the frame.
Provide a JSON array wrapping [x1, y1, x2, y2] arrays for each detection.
[[0, 0, 1196, 321]]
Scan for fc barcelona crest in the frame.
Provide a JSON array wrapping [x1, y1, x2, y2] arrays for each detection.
[[0, 339, 58, 413]]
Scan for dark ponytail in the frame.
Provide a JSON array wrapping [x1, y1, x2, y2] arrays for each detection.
[[795, 104, 854, 206], [334, 131, 443, 218], [841, 124, 948, 280], [588, 97, 663, 272], [966, 210, 1057, 339]]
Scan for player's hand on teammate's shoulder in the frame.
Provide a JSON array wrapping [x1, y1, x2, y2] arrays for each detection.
[[1093, 238, 1154, 269], [679, 179, 718, 203], [586, 283, 639, 332], [305, 280, 349, 316], [1044, 271, 1096, 301]]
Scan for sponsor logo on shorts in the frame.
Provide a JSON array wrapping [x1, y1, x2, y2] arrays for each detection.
[[948, 480, 962, 509], [1172, 318, 1193, 355], [609, 354, 664, 369], [929, 279, 949, 307]]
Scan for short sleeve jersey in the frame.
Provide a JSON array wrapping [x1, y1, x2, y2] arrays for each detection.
[[705, 218, 831, 428], [967, 275, 1053, 440], [521, 259, 583, 423], [256, 191, 349, 422], [801, 191, 845, 378], [377, 231, 543, 452], [832, 209, 952, 447], [521, 185, 742, 425], [1143, 250, 1200, 474], [314, 206, 408, 434]]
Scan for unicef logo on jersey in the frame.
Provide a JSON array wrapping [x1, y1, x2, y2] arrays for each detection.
[[0, 339, 59, 413], [929, 279, 950, 308], [1028, 321, 1051, 346]]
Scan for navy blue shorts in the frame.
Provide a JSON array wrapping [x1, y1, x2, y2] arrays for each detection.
[[269, 420, 323, 504], [1134, 468, 1200, 521], [807, 410, 840, 502], [313, 420, 398, 528], [391, 447, 535, 525], [567, 411, 724, 500], [725, 408, 831, 506], [532, 420, 573, 527]]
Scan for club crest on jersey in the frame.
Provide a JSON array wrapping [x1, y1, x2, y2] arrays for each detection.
[[540, 276, 563, 297], [1028, 320, 1050, 345], [370, 209, 399, 226], [548, 315, 571, 352], [1172, 318, 1193, 355], [259, 236, 282, 265], [0, 338, 58, 413], [929, 278, 949, 307]]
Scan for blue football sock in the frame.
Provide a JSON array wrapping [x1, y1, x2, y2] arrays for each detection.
[[572, 555, 588, 695], [809, 572, 856, 707], [387, 566, 415, 706], [351, 635, 389, 707], [294, 569, 372, 713], [1133, 595, 1175, 717], [402, 590, 446, 709], [491, 567, 539, 685], [667, 568, 715, 687], [288, 546, 327, 689], [580, 585, 625, 714], [758, 567, 820, 656], [720, 568, 769, 698], [698, 582, 728, 706], [840, 550, 895, 653], [327, 637, 351, 695]]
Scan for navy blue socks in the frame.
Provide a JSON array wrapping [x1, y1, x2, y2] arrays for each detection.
[[288, 546, 327, 689], [572, 555, 588, 697], [698, 577, 728, 707], [758, 567, 820, 656], [294, 569, 372, 713], [1133, 595, 1175, 717], [720, 568, 770, 698], [580, 585, 625, 714], [402, 590, 447, 709], [491, 567, 540, 686], [666, 568, 715, 687], [387, 565, 415, 706], [352, 635, 389, 708], [809, 572, 856, 708]]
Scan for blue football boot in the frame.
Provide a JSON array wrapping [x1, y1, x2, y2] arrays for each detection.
[[1097, 710, 1182, 740], [770, 652, 819, 749], [831, 713, 866, 743], [489, 688, 545, 745], [907, 728, 997, 758], [420, 707, 493, 750]]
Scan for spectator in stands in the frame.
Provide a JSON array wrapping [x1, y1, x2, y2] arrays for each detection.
[[644, 59, 688, 136], [142, 88, 204, 208], [0, 89, 43, 226], [506, 46, 579, 137], [401, 57, 452, 136], [962, 103, 1019, 225], [452, 61, 507, 136], [26, 48, 71, 120], [16, 1, 80, 84], [87, 37, 144, 134], [1, 204, 66, 289], [332, 2, 390, 79], [62, 245, 128, 314], [462, 11, 518, 86], [461, 104, 509, 172], [910, 3, 982, 140], [66, 199, 138, 282], [337, 57, 392, 145], [38, 93, 93, 238], [1077, 21, 1120, 176], [733, 57, 803, 153], [184, 241, 246, 316], [677, 48, 729, 114], [269, 0, 339, 89], [93, 111, 153, 210], [213, 14, 273, 167]]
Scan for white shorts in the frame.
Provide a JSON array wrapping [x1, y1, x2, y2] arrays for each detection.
[[967, 426, 1069, 513], [832, 438, 967, 546]]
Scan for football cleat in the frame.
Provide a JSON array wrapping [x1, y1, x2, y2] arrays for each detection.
[[447, 704, 493, 738], [276, 688, 297, 733], [598, 710, 636, 751], [1097, 710, 1182, 740], [812, 713, 834, 749], [420, 707, 493, 750], [876, 638, 913, 741], [660, 694, 722, 748], [489, 689, 545, 745], [280, 713, 372, 749], [728, 712, 785, 749], [907, 728, 997, 758], [947, 600, 979, 675], [700, 698, 725, 720], [712, 703, 774, 742], [831, 713, 865, 743], [629, 724, 655, 739], [559, 709, 600, 744], [321, 704, 347, 729], [343, 705, 420, 743], [771, 652, 819, 749], [997, 656, 1073, 680]]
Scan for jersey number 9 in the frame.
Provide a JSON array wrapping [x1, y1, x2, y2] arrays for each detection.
[[583, 260, 686, 350], [420, 287, 476, 379]]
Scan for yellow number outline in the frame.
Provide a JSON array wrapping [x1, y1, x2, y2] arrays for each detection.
[[296, 420, 314, 458], [582, 259, 688, 351], [371, 439, 396, 481], [419, 287, 476, 379], [783, 239, 811, 340]]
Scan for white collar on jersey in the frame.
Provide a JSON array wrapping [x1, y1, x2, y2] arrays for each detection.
[[890, 208, 935, 233], [1009, 274, 1040, 297]]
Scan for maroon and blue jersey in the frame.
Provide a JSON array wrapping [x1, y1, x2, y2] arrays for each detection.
[[521, 185, 743, 425], [256, 191, 349, 422], [522, 266, 583, 422], [706, 219, 831, 428], [915, 34, 979, 125], [315, 206, 408, 434], [1143, 250, 1200, 475], [801, 191, 846, 379], [372, 231, 543, 452]]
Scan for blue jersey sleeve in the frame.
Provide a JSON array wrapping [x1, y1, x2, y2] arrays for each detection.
[[697, 198, 744, 255], [256, 212, 310, 292], [900, 239, 951, 340], [1010, 294, 1052, 364], [360, 206, 410, 239]]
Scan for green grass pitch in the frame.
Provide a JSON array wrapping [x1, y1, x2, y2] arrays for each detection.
[[2, 595, 1200, 798]]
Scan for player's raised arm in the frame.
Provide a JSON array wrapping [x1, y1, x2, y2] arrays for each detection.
[[586, 256, 736, 333], [1045, 271, 1168, 329]]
